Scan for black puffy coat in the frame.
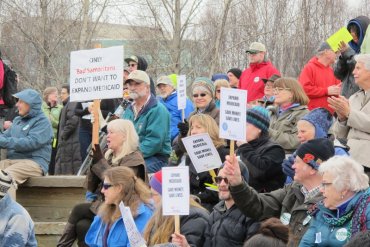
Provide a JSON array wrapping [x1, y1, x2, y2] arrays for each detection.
[[204, 201, 259, 247], [237, 134, 285, 193], [55, 98, 81, 174], [180, 206, 209, 247]]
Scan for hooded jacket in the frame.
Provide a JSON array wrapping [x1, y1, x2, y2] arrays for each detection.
[[239, 61, 280, 102], [299, 57, 340, 114], [0, 89, 53, 173], [334, 16, 370, 99]]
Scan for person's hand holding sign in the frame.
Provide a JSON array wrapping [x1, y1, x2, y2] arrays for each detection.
[[223, 154, 243, 186]]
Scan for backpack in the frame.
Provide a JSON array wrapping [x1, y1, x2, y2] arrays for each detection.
[[1, 61, 17, 107]]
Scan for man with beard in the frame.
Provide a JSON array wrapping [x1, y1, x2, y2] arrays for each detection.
[[156, 75, 193, 142], [203, 164, 259, 247], [122, 70, 171, 173]]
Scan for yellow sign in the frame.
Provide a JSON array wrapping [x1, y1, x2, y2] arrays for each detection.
[[326, 27, 353, 52]]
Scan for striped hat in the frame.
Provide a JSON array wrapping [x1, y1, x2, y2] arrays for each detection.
[[246, 106, 270, 133], [150, 170, 162, 195], [0, 170, 13, 197]]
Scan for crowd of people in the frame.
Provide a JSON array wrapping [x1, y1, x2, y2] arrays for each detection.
[[1, 15, 370, 247]]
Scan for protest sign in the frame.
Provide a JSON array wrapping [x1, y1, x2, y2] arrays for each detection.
[[70, 46, 124, 102], [182, 133, 223, 173], [119, 202, 147, 247], [326, 27, 353, 52], [162, 166, 190, 216], [177, 75, 187, 110], [219, 87, 247, 141]]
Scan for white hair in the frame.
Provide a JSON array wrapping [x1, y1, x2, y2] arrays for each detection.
[[354, 54, 370, 71], [319, 156, 369, 192], [105, 119, 139, 162]]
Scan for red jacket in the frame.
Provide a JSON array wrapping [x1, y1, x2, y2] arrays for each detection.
[[298, 57, 340, 114], [239, 61, 280, 102]]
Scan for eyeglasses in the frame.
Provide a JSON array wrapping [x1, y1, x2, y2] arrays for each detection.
[[321, 182, 333, 189], [215, 176, 228, 184], [102, 183, 114, 190], [193, 93, 207, 98], [128, 63, 137, 67], [216, 90, 221, 93], [273, 87, 291, 94]]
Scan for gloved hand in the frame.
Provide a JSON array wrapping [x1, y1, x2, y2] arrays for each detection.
[[91, 144, 104, 164], [282, 153, 296, 178], [177, 120, 189, 136], [85, 191, 98, 202]]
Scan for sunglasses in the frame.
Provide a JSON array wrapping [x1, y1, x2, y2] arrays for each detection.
[[215, 176, 228, 184], [102, 183, 113, 190], [128, 63, 137, 67], [216, 90, 221, 93], [193, 93, 207, 98]]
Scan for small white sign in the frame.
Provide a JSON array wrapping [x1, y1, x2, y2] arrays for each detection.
[[119, 202, 147, 247], [162, 166, 190, 216], [182, 133, 223, 173], [70, 46, 124, 102], [219, 88, 247, 141], [177, 75, 187, 110]]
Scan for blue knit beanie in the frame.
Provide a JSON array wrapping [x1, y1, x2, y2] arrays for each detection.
[[246, 106, 270, 133], [301, 108, 333, 138]]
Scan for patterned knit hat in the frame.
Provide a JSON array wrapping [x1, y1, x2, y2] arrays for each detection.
[[191, 77, 215, 96], [246, 106, 270, 133], [150, 170, 162, 195], [296, 138, 335, 170], [301, 108, 333, 138], [0, 170, 13, 198]]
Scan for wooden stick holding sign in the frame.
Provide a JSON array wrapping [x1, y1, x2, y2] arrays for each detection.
[[219, 88, 247, 156], [162, 166, 190, 235], [92, 99, 101, 146]]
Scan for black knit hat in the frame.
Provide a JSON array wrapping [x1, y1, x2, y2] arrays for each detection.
[[296, 138, 335, 170], [227, 68, 242, 79]]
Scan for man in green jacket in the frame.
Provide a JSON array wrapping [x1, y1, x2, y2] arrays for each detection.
[[122, 70, 171, 173], [223, 138, 334, 246]]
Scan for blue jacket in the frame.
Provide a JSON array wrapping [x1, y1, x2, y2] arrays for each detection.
[[0, 89, 53, 173], [85, 203, 153, 247], [158, 92, 194, 142], [299, 188, 370, 246], [0, 194, 37, 246], [122, 94, 171, 158]]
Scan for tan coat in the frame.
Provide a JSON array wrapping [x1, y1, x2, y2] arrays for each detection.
[[334, 89, 370, 167], [269, 105, 309, 153]]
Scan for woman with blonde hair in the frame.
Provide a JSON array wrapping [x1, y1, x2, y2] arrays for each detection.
[[144, 170, 209, 246], [214, 79, 230, 108], [184, 114, 228, 211], [85, 166, 153, 247], [42, 86, 63, 174], [57, 119, 147, 247], [269, 77, 310, 153]]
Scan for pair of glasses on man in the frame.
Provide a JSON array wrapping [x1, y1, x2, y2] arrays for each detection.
[[193, 93, 207, 98], [102, 183, 114, 190], [214, 176, 228, 184]]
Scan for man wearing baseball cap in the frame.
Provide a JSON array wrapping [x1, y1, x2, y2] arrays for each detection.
[[156, 75, 193, 142], [239, 42, 280, 104], [121, 70, 171, 173]]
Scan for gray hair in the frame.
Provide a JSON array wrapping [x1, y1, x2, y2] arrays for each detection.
[[319, 156, 369, 192], [354, 54, 370, 71]]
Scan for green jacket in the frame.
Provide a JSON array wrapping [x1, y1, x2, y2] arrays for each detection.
[[230, 181, 323, 247], [269, 105, 309, 153], [122, 94, 171, 158], [42, 101, 63, 138]]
